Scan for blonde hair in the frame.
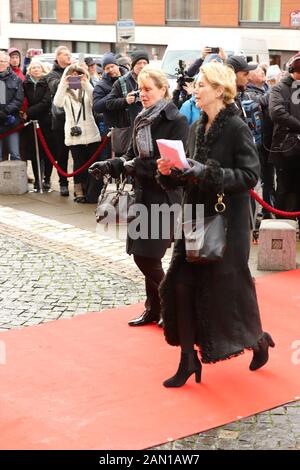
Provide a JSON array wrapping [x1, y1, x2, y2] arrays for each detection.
[[27, 60, 50, 76], [199, 62, 237, 105], [0, 51, 9, 63], [138, 65, 170, 99]]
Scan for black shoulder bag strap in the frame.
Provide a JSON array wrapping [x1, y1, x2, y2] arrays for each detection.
[[70, 91, 86, 125]]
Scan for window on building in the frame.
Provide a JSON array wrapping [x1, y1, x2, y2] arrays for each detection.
[[166, 0, 199, 21], [119, 0, 133, 20], [42, 40, 61, 53], [70, 0, 96, 20], [240, 0, 280, 22], [75, 42, 102, 54], [10, 0, 32, 22], [39, 0, 56, 19]]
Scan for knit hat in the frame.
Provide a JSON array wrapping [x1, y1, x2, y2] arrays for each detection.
[[117, 56, 131, 68], [287, 52, 300, 72], [266, 64, 282, 81], [130, 50, 149, 69], [101, 53, 118, 69]]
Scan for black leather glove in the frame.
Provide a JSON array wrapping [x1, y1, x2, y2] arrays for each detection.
[[123, 158, 136, 176], [88, 160, 112, 180], [0, 110, 8, 124], [180, 159, 206, 183]]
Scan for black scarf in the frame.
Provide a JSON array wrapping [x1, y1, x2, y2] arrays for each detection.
[[193, 103, 237, 163]]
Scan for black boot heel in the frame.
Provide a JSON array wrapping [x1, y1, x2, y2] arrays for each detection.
[[195, 369, 201, 383], [163, 351, 202, 388], [249, 332, 275, 371]]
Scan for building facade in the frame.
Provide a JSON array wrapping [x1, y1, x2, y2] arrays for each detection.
[[1, 1, 300, 65]]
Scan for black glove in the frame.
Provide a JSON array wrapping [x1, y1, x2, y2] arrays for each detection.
[[180, 159, 206, 183], [0, 110, 8, 124], [123, 158, 136, 176], [88, 160, 112, 180]]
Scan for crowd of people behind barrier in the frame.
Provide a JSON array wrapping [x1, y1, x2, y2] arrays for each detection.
[[1, 44, 300, 215]]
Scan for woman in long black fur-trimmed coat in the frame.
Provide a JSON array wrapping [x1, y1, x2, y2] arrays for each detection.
[[157, 62, 275, 388]]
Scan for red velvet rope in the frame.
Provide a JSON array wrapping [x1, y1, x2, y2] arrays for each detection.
[[250, 189, 300, 217], [0, 122, 26, 140], [3, 122, 300, 217], [36, 127, 109, 177]]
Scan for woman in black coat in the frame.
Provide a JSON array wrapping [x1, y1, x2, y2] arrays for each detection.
[[89, 66, 189, 327], [23, 60, 54, 191], [157, 62, 274, 387]]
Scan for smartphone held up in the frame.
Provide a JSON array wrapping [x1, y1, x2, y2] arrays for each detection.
[[67, 75, 82, 90]]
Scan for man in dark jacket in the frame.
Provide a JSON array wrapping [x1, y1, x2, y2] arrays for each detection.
[[226, 55, 258, 119], [0, 51, 23, 161], [93, 53, 126, 131], [246, 66, 275, 217], [269, 52, 300, 213], [106, 50, 149, 130], [46, 46, 72, 196]]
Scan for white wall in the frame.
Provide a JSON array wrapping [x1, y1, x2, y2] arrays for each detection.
[[0, 1, 10, 49], [5, 22, 300, 52]]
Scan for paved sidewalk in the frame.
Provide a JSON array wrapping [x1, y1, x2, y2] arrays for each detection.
[[0, 185, 300, 450]]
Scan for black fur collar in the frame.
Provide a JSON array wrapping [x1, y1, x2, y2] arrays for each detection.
[[193, 103, 237, 163]]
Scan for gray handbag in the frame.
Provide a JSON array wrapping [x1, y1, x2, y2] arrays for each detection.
[[96, 177, 136, 224]]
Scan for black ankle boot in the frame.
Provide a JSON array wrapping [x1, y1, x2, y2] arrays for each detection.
[[128, 310, 159, 326], [163, 350, 202, 388], [249, 332, 275, 371]]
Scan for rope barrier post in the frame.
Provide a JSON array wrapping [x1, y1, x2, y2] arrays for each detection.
[[33, 120, 43, 194]]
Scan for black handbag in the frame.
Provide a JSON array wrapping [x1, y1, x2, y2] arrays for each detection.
[[96, 176, 136, 224], [183, 193, 227, 264], [279, 133, 300, 161]]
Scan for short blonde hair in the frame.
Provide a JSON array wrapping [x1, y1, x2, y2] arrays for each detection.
[[138, 65, 170, 99], [27, 60, 50, 76], [0, 51, 9, 63], [199, 62, 237, 105]]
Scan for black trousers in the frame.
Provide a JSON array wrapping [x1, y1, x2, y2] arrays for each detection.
[[275, 166, 300, 214], [133, 255, 164, 319], [54, 127, 69, 187], [173, 268, 197, 353]]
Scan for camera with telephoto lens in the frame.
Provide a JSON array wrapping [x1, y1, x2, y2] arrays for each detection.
[[175, 60, 194, 90], [70, 125, 82, 137], [130, 90, 140, 102]]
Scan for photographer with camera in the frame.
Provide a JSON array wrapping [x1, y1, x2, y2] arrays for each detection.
[[106, 50, 149, 156], [0, 51, 24, 161], [53, 63, 100, 203], [172, 59, 195, 109]]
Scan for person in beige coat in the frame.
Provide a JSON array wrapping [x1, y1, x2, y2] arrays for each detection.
[[53, 63, 101, 202]]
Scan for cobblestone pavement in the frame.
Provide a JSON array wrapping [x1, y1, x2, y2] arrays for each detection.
[[0, 204, 299, 450]]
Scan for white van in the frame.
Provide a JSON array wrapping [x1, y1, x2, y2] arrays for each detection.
[[161, 35, 269, 82]]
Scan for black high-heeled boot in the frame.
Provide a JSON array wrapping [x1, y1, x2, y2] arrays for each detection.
[[163, 350, 202, 388], [249, 332, 275, 371]]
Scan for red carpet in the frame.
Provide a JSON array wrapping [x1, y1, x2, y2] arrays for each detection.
[[0, 270, 300, 450]]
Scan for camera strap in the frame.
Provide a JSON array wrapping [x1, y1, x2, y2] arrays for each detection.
[[70, 91, 86, 125]]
